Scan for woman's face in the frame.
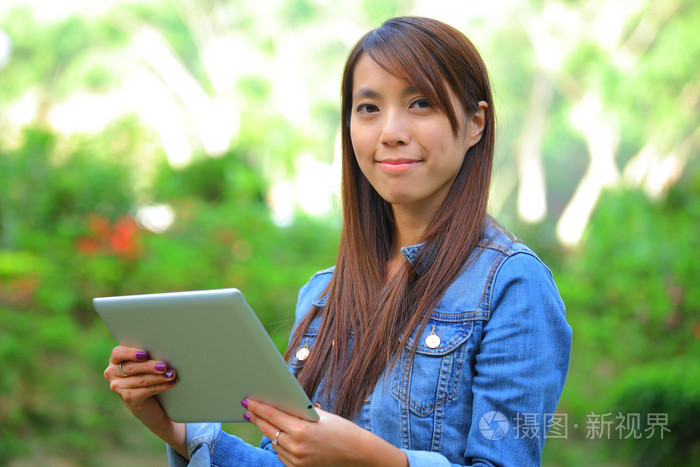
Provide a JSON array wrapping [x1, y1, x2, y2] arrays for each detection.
[[350, 54, 485, 215]]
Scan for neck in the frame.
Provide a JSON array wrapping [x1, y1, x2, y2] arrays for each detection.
[[391, 203, 436, 252], [384, 205, 431, 282]]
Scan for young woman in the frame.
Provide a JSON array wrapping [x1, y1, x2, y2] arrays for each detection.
[[105, 16, 572, 466]]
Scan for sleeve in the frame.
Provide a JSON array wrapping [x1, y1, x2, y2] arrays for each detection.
[[166, 423, 285, 466], [466, 252, 571, 466], [401, 449, 455, 466], [402, 252, 572, 467]]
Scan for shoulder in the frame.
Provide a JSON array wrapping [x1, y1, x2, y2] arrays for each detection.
[[478, 217, 539, 259], [479, 219, 566, 318], [477, 217, 551, 277], [439, 218, 559, 316]]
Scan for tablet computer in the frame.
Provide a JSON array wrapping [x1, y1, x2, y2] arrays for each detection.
[[93, 288, 319, 423]]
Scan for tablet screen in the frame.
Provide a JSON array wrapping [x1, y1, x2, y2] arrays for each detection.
[[94, 288, 319, 423]]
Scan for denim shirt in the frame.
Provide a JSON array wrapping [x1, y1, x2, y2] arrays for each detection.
[[167, 221, 572, 466]]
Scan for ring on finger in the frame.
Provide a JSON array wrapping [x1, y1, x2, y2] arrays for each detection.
[[119, 361, 128, 377], [272, 430, 281, 446]]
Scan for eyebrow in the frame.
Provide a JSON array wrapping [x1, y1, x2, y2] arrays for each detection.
[[352, 86, 422, 101], [352, 88, 379, 101]]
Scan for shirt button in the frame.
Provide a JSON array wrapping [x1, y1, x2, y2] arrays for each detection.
[[296, 338, 310, 361], [425, 325, 441, 349], [296, 347, 310, 361]]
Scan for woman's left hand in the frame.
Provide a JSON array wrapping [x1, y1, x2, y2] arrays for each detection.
[[242, 399, 407, 467]]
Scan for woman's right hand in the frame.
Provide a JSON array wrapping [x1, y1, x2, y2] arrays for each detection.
[[104, 345, 177, 423], [104, 345, 188, 458]]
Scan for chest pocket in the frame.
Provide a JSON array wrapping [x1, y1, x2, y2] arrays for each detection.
[[391, 315, 477, 417], [290, 326, 319, 372], [289, 307, 325, 372]]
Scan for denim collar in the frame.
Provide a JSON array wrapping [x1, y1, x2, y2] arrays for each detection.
[[400, 243, 424, 265], [311, 243, 425, 307]]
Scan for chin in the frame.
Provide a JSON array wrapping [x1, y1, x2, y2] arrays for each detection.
[[379, 193, 417, 206]]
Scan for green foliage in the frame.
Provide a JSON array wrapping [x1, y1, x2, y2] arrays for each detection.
[[608, 354, 700, 465], [126, 1, 213, 91], [602, 3, 700, 153], [552, 177, 700, 465], [0, 8, 127, 102], [0, 123, 338, 464], [0, 126, 135, 248], [361, 0, 415, 25]]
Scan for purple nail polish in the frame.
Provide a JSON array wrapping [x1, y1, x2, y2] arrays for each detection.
[[240, 399, 249, 409], [135, 351, 148, 360], [164, 369, 174, 378], [154, 362, 167, 372], [243, 412, 251, 422], [168, 379, 178, 385]]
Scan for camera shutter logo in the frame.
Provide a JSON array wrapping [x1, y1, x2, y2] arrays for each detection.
[[479, 411, 509, 440]]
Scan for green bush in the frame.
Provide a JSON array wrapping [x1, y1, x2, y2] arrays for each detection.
[[608, 354, 700, 465], [552, 177, 700, 465], [0, 125, 339, 463]]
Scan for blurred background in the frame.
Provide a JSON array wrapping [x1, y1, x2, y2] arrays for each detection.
[[0, 0, 698, 465]]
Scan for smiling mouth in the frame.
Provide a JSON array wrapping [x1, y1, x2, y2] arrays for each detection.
[[376, 159, 421, 173]]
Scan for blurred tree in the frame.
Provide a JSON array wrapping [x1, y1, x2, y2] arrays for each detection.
[[532, 0, 698, 246], [0, 8, 128, 123], [472, 0, 700, 247]]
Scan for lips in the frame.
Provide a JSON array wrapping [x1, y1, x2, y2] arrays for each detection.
[[376, 158, 422, 173]]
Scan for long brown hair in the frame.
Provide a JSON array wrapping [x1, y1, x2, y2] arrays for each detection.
[[284, 16, 495, 419]]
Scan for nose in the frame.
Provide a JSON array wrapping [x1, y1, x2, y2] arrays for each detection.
[[380, 110, 410, 146]]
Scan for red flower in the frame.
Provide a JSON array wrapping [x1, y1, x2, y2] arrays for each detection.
[[76, 214, 142, 260]]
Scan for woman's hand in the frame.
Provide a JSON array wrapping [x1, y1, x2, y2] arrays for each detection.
[[104, 345, 187, 458], [243, 399, 407, 467], [104, 345, 176, 423]]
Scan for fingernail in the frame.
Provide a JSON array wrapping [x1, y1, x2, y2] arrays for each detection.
[[154, 362, 167, 372], [168, 378, 178, 385], [243, 412, 251, 422], [135, 351, 148, 360], [240, 399, 249, 409], [164, 369, 174, 378]]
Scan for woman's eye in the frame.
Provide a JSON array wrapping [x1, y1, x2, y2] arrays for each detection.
[[410, 98, 431, 110], [357, 103, 379, 114]]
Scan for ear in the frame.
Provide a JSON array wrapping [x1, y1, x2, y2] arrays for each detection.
[[466, 101, 488, 148]]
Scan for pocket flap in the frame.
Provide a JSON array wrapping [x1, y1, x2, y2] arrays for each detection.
[[404, 311, 482, 356]]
